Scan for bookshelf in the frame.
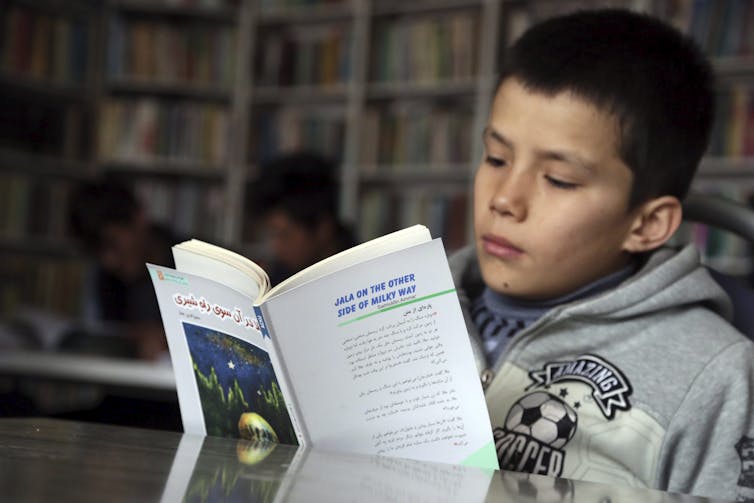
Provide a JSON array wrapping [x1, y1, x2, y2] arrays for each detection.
[[1, 0, 753, 322], [240, 0, 503, 248], [356, 1, 483, 242], [240, 0, 358, 249], [98, 0, 238, 243], [0, 0, 98, 318]]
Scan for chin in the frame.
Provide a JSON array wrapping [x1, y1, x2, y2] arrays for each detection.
[[482, 273, 550, 300], [491, 284, 532, 298], [479, 269, 513, 295]]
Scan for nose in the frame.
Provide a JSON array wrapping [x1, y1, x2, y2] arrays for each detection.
[[489, 168, 528, 221]]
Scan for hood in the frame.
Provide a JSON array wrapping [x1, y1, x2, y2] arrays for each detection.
[[449, 244, 734, 324]]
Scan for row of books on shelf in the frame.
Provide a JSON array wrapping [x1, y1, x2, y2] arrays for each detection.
[[0, 96, 87, 159], [360, 102, 474, 166], [0, 4, 89, 86], [709, 86, 754, 157], [152, 0, 236, 8], [250, 102, 474, 168], [0, 255, 85, 318], [99, 99, 230, 165], [251, 107, 345, 163], [0, 170, 227, 253], [107, 16, 236, 88], [673, 0, 754, 57], [134, 180, 226, 242], [678, 221, 753, 275], [255, 24, 351, 87], [0, 174, 73, 241], [370, 11, 477, 83], [359, 190, 468, 251], [257, 0, 346, 12]]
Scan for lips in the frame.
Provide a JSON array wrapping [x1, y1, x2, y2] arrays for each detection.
[[482, 234, 524, 259]]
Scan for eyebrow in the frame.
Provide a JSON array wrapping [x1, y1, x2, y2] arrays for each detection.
[[483, 127, 512, 150], [482, 126, 595, 173]]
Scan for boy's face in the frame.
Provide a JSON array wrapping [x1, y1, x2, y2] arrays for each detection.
[[474, 78, 642, 300], [98, 220, 148, 283], [264, 210, 326, 273]]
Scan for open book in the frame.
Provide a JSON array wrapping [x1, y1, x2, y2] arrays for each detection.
[[148, 225, 498, 469]]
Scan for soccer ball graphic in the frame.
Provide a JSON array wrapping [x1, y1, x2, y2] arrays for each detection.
[[505, 391, 578, 449]]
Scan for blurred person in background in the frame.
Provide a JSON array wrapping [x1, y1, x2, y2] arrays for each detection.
[[68, 179, 179, 361], [248, 152, 356, 286]]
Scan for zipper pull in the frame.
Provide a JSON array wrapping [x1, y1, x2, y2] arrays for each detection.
[[480, 369, 494, 390]]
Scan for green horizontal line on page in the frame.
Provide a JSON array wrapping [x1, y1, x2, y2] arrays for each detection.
[[337, 288, 456, 327]]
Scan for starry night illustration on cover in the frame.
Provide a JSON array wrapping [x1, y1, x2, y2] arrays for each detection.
[[182, 322, 297, 444]]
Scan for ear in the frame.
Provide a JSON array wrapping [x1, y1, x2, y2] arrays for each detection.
[[621, 196, 682, 253]]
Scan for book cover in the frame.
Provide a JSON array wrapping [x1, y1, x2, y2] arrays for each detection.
[[148, 264, 300, 445]]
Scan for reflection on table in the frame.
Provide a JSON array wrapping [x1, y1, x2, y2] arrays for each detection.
[[0, 418, 730, 503]]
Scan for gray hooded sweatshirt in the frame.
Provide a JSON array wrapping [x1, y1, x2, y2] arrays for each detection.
[[449, 244, 754, 502]]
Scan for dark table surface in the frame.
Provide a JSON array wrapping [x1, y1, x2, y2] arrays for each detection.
[[0, 417, 730, 502]]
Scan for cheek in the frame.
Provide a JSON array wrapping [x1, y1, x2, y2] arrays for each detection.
[[473, 171, 493, 222], [534, 209, 629, 261]]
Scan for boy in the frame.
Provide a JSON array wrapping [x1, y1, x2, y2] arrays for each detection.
[[68, 180, 178, 361], [449, 8, 754, 501], [247, 152, 355, 285]]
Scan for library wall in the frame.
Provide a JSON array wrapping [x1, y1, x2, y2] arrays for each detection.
[[0, 0, 752, 324]]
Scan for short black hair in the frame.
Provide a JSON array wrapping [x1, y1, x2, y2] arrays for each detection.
[[250, 152, 340, 227], [68, 179, 140, 250], [500, 8, 715, 207]]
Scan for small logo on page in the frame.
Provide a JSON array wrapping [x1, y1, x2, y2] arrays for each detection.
[[152, 269, 188, 286]]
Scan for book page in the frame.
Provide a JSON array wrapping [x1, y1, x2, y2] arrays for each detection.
[[172, 240, 269, 301], [147, 265, 300, 445], [260, 239, 498, 469]]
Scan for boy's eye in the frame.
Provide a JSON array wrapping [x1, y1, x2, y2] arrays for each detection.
[[544, 175, 578, 190], [485, 155, 506, 168]]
